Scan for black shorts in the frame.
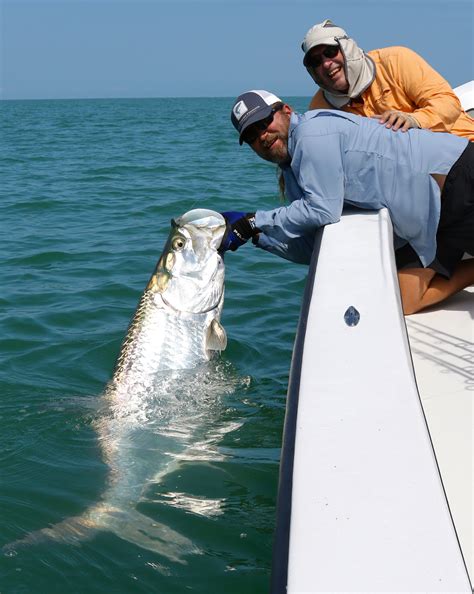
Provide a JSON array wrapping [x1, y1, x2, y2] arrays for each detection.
[[396, 141, 474, 278]]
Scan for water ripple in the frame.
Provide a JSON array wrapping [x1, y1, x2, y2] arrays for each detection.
[[0, 97, 309, 594]]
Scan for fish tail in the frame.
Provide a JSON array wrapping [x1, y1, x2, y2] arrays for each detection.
[[3, 504, 198, 563], [2, 514, 99, 554], [96, 506, 199, 562]]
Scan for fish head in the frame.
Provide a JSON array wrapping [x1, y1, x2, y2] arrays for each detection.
[[150, 209, 226, 314]]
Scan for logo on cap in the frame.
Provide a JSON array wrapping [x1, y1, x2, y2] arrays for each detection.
[[233, 100, 248, 122]]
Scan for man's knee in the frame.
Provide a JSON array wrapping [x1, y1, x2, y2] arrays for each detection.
[[397, 268, 437, 315]]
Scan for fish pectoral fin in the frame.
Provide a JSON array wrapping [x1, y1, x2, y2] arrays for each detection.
[[206, 319, 227, 352]]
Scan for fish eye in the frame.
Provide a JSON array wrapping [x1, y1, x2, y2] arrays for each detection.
[[172, 236, 186, 251]]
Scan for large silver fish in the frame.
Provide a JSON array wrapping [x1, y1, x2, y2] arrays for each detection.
[[105, 207, 227, 399], [4, 209, 229, 562]]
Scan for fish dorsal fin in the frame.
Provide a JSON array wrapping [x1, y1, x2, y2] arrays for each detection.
[[206, 319, 227, 352]]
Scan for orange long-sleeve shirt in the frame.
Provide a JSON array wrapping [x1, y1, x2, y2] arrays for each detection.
[[309, 46, 474, 140]]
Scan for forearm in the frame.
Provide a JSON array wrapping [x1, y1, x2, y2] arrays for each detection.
[[411, 93, 462, 132], [256, 198, 341, 244], [397, 48, 462, 132], [256, 232, 315, 265]]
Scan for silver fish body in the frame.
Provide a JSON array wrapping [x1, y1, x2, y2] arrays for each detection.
[[3, 209, 229, 562], [107, 208, 227, 397]]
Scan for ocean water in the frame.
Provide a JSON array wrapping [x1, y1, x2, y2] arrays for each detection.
[[0, 97, 311, 594]]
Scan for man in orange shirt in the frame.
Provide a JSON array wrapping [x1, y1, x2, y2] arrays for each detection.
[[302, 19, 474, 139], [300, 19, 474, 309]]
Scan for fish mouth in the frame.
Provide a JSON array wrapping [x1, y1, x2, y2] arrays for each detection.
[[173, 209, 226, 229], [146, 208, 226, 314], [155, 254, 225, 315]]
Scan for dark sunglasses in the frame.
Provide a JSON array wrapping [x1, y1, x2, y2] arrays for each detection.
[[242, 104, 284, 145], [305, 45, 340, 69]]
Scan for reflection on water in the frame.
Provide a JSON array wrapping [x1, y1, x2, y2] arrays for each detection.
[[1, 97, 306, 594], [4, 361, 250, 564]]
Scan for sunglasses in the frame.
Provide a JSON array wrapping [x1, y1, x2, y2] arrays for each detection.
[[242, 104, 283, 145], [305, 45, 340, 69]]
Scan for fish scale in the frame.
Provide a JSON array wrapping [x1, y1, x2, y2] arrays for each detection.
[[3, 209, 228, 561], [112, 296, 218, 386]]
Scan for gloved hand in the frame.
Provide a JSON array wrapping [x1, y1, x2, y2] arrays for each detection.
[[219, 211, 258, 253]]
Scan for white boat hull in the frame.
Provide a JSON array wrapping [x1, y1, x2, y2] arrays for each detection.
[[271, 209, 472, 593], [271, 81, 474, 593]]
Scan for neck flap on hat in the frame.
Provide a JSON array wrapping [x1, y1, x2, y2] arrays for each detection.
[[310, 37, 375, 108]]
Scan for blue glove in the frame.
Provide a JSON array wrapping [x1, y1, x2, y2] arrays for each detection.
[[219, 211, 258, 253]]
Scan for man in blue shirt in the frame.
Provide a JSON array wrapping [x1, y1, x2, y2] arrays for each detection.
[[221, 90, 474, 314]]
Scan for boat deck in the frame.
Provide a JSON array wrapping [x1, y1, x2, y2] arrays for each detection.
[[408, 286, 473, 582]]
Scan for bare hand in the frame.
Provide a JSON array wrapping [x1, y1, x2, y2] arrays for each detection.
[[372, 110, 421, 132]]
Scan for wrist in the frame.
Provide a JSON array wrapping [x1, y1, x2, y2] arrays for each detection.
[[246, 213, 259, 235], [233, 213, 259, 241]]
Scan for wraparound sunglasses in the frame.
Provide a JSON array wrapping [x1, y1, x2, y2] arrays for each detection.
[[242, 104, 284, 145], [304, 45, 340, 68]]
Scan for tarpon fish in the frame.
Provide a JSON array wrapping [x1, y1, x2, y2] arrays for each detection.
[[4, 209, 229, 562], [108, 208, 227, 389]]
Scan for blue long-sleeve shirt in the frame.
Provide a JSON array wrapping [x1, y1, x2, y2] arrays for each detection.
[[255, 110, 468, 266]]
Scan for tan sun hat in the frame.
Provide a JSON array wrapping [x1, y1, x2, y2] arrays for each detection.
[[302, 19, 348, 66]]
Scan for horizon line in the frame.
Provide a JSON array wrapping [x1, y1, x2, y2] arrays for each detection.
[[0, 93, 312, 102]]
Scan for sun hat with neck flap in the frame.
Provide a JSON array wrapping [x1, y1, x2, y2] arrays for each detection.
[[301, 19, 375, 109], [302, 19, 348, 66]]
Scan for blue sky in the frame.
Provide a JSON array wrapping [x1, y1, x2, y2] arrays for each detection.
[[2, 0, 473, 100]]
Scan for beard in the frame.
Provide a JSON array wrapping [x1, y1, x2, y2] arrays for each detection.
[[258, 133, 290, 166]]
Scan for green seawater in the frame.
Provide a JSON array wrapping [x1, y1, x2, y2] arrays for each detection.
[[0, 97, 310, 593]]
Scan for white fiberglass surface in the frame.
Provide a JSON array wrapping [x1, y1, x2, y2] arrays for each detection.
[[286, 210, 471, 592]]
